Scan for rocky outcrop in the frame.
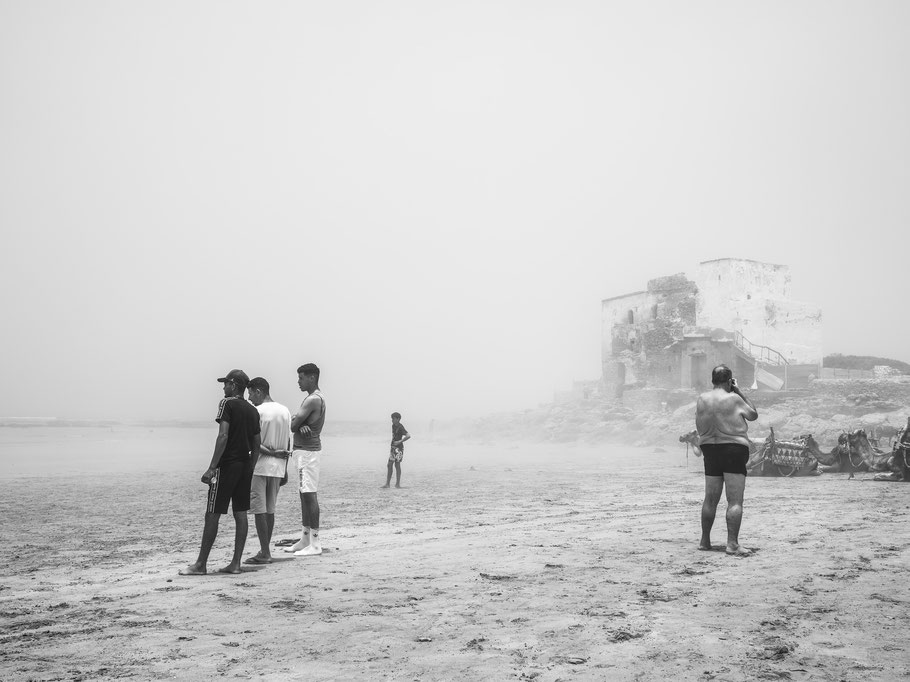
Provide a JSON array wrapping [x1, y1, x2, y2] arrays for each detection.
[[461, 379, 910, 451]]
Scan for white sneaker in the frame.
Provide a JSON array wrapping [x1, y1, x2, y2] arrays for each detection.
[[294, 545, 322, 556], [285, 538, 309, 553]]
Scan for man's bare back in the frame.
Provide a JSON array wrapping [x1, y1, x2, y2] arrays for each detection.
[[696, 387, 757, 447]]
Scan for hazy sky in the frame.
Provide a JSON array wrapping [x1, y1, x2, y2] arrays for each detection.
[[2, 2, 908, 423]]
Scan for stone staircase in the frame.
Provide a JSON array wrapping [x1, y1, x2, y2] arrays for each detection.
[[733, 331, 788, 366], [733, 331, 788, 389]]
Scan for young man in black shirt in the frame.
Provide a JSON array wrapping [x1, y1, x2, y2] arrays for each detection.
[[180, 369, 261, 575]]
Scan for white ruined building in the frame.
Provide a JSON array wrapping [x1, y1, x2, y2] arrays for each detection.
[[601, 258, 822, 393]]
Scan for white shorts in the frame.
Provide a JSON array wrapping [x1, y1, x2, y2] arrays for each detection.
[[295, 449, 321, 493]]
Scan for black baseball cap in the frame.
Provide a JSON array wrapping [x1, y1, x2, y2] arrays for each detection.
[[217, 369, 250, 388]]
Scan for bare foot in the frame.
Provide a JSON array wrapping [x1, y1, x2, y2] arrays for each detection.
[[698, 543, 713, 551], [216, 565, 242, 574], [725, 545, 753, 557], [395, 484, 401, 489], [381, 484, 390, 489], [178, 563, 206, 576]]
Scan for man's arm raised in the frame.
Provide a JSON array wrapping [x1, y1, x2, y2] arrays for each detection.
[[733, 384, 758, 421]]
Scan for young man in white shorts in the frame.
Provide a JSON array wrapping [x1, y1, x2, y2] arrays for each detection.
[[244, 377, 292, 565], [286, 363, 326, 557]]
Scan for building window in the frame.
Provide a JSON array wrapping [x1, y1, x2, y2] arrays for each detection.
[[651, 304, 658, 319], [628, 310, 634, 324]]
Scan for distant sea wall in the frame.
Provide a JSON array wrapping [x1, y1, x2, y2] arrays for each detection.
[[812, 376, 910, 406]]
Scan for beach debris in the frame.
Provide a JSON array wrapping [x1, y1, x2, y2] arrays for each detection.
[[870, 593, 904, 604], [416, 636, 433, 642], [270, 598, 308, 611], [609, 630, 643, 642], [544, 563, 564, 569], [566, 657, 588, 664], [464, 638, 486, 651], [479, 572, 516, 581], [637, 588, 674, 602], [759, 645, 792, 660], [581, 607, 627, 617]]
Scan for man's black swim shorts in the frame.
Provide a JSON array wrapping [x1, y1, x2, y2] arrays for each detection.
[[701, 443, 750, 477]]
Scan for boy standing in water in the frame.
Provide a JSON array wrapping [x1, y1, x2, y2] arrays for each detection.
[[382, 412, 410, 489]]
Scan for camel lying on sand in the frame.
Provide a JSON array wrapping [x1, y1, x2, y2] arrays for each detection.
[[872, 417, 910, 482], [813, 429, 895, 476], [746, 428, 820, 477]]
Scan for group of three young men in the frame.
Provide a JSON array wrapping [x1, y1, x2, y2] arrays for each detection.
[[179, 363, 325, 576]]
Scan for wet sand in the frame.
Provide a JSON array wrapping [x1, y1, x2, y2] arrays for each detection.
[[1, 433, 908, 680]]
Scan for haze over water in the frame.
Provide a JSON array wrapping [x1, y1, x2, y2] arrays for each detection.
[[2, 3, 908, 425]]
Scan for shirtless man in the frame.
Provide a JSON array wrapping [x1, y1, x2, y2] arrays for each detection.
[[285, 363, 326, 557], [695, 365, 758, 557]]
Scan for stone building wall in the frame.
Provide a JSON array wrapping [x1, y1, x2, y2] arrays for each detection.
[[694, 259, 822, 365], [600, 274, 697, 392]]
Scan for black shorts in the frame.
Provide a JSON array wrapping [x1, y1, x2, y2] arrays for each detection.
[[701, 443, 749, 477], [207, 461, 253, 514]]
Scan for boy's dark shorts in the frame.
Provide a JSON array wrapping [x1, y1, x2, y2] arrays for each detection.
[[207, 461, 253, 514], [701, 443, 750, 477]]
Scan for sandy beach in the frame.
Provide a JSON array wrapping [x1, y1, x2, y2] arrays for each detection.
[[1, 427, 909, 681]]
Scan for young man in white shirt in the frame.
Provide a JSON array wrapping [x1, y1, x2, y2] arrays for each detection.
[[244, 376, 293, 565]]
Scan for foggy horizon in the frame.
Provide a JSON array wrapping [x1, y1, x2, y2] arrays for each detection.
[[2, 2, 908, 424]]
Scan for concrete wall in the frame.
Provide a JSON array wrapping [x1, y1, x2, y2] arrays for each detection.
[[811, 376, 910, 406], [821, 368, 875, 380]]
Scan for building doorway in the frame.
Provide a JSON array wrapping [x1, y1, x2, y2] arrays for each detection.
[[689, 354, 706, 390]]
